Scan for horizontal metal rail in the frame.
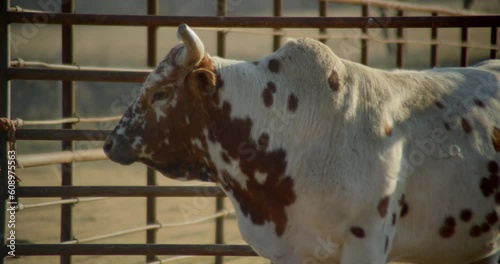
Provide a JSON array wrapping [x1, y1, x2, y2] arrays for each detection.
[[7, 12, 500, 28], [16, 129, 111, 141], [324, 0, 491, 16], [199, 27, 500, 51], [15, 244, 258, 256], [7, 68, 148, 82], [17, 186, 225, 197]]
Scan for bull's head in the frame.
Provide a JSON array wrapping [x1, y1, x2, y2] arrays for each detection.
[[103, 24, 218, 181]]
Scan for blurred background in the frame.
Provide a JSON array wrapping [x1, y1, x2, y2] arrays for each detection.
[[6, 0, 500, 263]]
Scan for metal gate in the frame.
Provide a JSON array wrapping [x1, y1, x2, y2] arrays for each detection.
[[1, 0, 499, 263]]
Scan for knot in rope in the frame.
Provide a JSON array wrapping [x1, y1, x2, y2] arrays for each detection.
[[0, 117, 16, 152]]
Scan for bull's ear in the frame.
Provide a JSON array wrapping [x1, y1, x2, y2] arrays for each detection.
[[187, 68, 216, 96]]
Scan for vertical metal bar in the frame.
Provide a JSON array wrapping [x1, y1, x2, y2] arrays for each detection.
[[319, 0, 327, 44], [0, 1, 11, 264], [146, 0, 159, 262], [217, 0, 227, 58], [61, 1, 74, 264], [273, 0, 282, 51], [461, 27, 468, 66], [490, 27, 497, 59], [361, 4, 369, 65], [396, 10, 404, 68], [430, 12, 438, 67], [216, 1, 226, 263]]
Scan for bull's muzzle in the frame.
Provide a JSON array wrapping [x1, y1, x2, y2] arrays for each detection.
[[103, 134, 136, 165]]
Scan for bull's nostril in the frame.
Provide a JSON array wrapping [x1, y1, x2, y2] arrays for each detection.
[[103, 139, 114, 154]]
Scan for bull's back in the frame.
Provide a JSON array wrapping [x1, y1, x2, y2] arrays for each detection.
[[391, 61, 500, 263]]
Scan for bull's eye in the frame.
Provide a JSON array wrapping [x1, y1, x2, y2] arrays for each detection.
[[152, 91, 170, 103]]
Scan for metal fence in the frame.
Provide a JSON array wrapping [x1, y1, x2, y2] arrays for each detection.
[[0, 0, 499, 263]]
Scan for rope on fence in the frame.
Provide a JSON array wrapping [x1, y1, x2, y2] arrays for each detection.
[[321, 0, 492, 16], [148, 255, 195, 264], [0, 117, 16, 152], [15, 116, 121, 126], [62, 209, 235, 244], [10, 58, 152, 72], [10, 116, 121, 127], [18, 197, 107, 211], [8, 6, 44, 13], [0, 117, 21, 184], [17, 148, 107, 168]]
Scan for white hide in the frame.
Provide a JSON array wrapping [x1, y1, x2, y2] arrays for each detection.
[[205, 38, 500, 264]]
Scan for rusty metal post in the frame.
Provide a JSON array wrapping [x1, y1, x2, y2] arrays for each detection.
[[319, 0, 327, 44], [396, 10, 404, 68], [361, 4, 369, 65], [61, 1, 75, 264], [216, 1, 227, 263], [491, 27, 498, 59], [0, 1, 11, 263], [146, 0, 159, 262], [461, 27, 468, 66], [273, 0, 282, 51], [430, 12, 438, 67]]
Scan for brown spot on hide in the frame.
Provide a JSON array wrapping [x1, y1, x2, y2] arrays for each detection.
[[392, 213, 397, 225], [474, 99, 485, 108], [460, 209, 473, 222], [384, 236, 389, 253], [490, 174, 499, 190], [492, 127, 500, 152], [350, 226, 365, 238], [439, 216, 456, 238], [435, 101, 445, 109], [378, 196, 390, 217], [444, 122, 450, 130], [461, 118, 472, 134], [262, 82, 277, 108], [470, 225, 482, 237], [488, 161, 499, 174], [288, 94, 298, 112], [399, 194, 409, 218], [384, 122, 392, 136], [328, 70, 340, 91], [268, 59, 280, 73], [480, 178, 494, 197], [481, 222, 490, 233], [486, 210, 498, 225]]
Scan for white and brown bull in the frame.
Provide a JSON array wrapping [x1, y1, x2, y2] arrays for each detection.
[[104, 24, 500, 264]]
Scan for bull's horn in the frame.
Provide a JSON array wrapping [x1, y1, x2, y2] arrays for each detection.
[[176, 24, 205, 67]]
